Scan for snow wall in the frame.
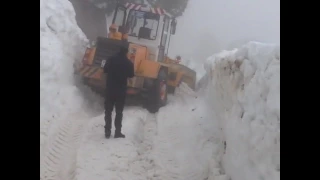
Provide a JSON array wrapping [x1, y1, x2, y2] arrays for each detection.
[[40, 0, 88, 148], [204, 42, 280, 180]]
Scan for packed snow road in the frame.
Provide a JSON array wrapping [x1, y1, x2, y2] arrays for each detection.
[[40, 85, 224, 180], [76, 108, 156, 180]]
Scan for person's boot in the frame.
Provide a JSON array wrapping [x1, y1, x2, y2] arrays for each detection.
[[105, 129, 111, 139], [114, 130, 125, 138]]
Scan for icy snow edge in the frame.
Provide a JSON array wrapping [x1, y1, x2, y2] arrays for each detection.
[[205, 42, 280, 180]]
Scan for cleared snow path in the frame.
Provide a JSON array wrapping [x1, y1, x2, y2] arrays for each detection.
[[76, 108, 154, 180], [75, 85, 224, 180], [40, 84, 227, 180]]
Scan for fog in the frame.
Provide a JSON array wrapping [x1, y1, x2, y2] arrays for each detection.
[[169, 0, 280, 61]]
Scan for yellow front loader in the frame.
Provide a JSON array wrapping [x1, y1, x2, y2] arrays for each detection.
[[75, 3, 196, 113]]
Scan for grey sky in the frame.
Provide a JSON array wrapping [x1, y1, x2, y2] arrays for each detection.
[[169, 0, 280, 61]]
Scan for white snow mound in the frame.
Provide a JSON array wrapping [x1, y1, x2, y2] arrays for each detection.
[[40, 0, 88, 147], [204, 42, 280, 180]]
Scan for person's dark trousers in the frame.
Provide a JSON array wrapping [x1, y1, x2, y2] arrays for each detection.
[[104, 90, 126, 138]]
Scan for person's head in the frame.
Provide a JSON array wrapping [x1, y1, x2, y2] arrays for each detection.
[[109, 24, 117, 33]]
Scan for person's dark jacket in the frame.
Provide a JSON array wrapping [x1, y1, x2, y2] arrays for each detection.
[[104, 48, 134, 94]]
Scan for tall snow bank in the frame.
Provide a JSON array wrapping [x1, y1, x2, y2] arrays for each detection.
[[205, 42, 280, 180], [40, 0, 88, 144]]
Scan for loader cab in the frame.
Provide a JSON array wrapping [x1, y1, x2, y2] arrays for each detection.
[[125, 8, 161, 61], [126, 10, 160, 40], [112, 3, 177, 62]]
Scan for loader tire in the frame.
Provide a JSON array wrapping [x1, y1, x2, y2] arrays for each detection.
[[146, 68, 168, 113]]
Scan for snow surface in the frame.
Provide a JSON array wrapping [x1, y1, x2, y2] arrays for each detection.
[[40, 0, 280, 180]]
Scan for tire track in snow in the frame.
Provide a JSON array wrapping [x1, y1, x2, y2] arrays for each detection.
[[40, 113, 89, 180], [66, 120, 87, 180], [128, 112, 158, 179], [152, 124, 182, 180]]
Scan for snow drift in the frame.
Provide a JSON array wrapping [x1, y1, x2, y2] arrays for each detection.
[[40, 0, 88, 149], [204, 42, 280, 180]]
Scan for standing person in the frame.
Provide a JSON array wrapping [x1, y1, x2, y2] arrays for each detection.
[[103, 45, 134, 138]]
